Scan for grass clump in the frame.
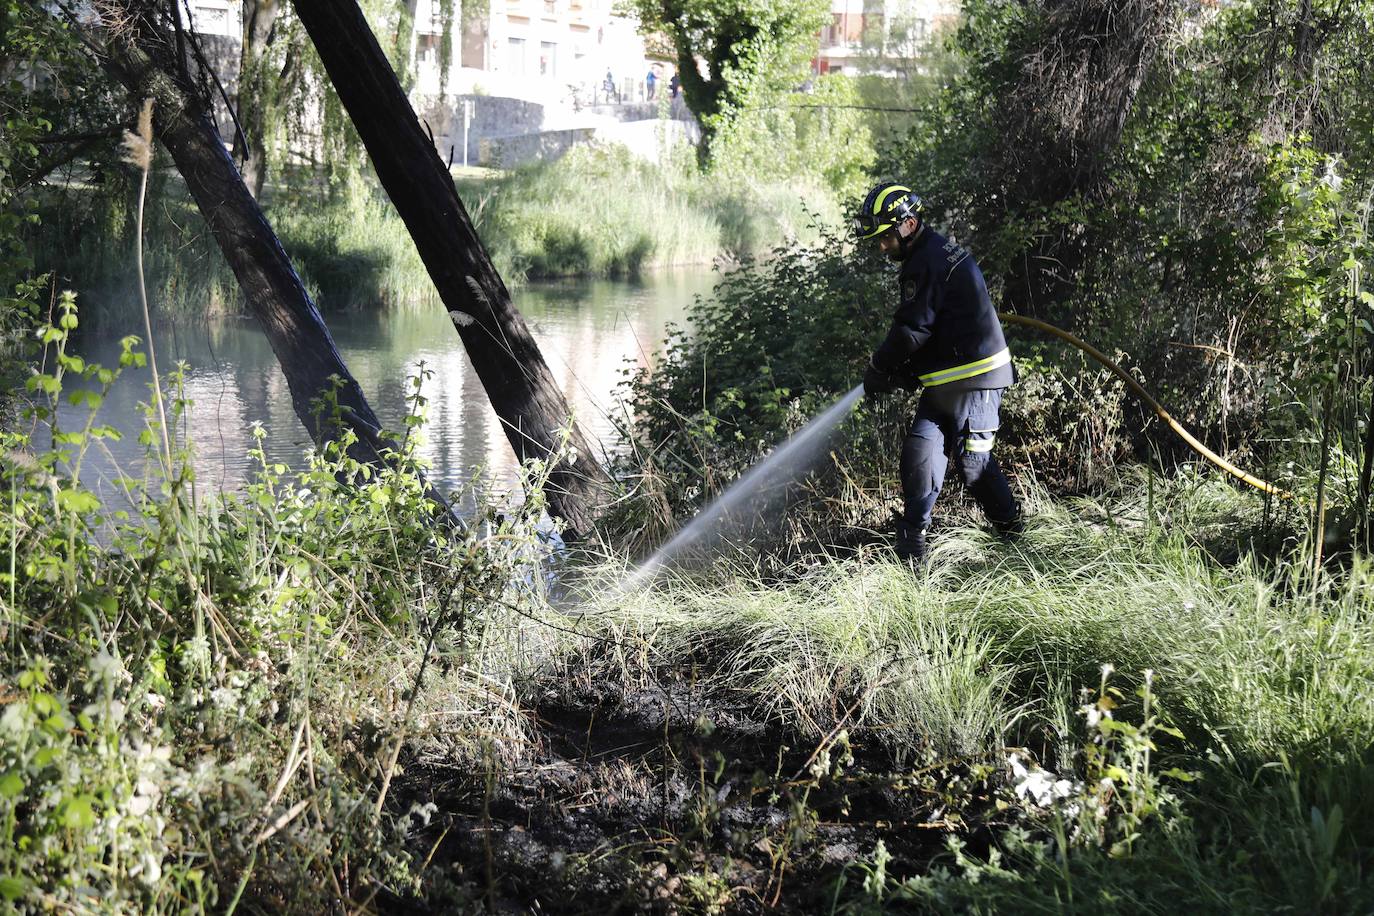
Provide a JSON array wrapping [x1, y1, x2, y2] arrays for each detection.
[[456, 142, 841, 284], [556, 474, 1373, 911]]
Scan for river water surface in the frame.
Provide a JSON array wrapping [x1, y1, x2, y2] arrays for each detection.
[[56, 271, 713, 501]]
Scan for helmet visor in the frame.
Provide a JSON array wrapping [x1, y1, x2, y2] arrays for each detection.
[[851, 213, 891, 240]]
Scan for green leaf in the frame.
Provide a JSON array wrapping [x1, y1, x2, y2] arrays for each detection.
[[56, 488, 101, 514], [60, 794, 96, 830], [0, 876, 29, 901], [0, 771, 24, 799]]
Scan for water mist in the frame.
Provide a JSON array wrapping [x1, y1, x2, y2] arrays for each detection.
[[619, 384, 866, 592]]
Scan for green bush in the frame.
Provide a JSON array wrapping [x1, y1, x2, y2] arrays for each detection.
[[456, 142, 843, 284], [0, 295, 550, 910]]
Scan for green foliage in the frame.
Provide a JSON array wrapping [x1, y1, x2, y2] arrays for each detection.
[[456, 143, 839, 284], [0, 294, 552, 909], [709, 73, 876, 203], [619, 225, 887, 515], [28, 175, 438, 314], [627, 0, 828, 162], [879, 0, 1374, 483], [619, 0, 1371, 534]]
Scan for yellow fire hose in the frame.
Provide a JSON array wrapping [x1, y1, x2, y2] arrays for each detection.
[[998, 312, 1291, 499]]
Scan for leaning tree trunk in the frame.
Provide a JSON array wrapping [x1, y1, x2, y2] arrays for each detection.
[[290, 0, 612, 539], [96, 8, 399, 480]]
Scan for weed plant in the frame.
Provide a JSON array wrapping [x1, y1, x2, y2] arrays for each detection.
[[0, 294, 552, 910]]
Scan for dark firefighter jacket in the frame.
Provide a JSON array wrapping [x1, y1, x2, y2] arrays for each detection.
[[870, 225, 1014, 391]]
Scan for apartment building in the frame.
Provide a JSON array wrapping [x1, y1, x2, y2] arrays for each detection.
[[814, 0, 960, 74], [417, 0, 659, 106]]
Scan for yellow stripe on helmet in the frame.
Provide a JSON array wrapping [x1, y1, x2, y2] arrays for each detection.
[[872, 184, 913, 215]]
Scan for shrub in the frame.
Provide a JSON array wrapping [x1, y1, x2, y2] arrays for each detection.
[[0, 295, 551, 910]]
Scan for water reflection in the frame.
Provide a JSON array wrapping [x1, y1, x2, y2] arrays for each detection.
[[57, 270, 712, 502]]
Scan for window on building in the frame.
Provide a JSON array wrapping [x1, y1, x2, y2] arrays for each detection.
[[417, 34, 440, 67], [540, 41, 557, 77], [508, 37, 526, 76], [191, 1, 232, 36]]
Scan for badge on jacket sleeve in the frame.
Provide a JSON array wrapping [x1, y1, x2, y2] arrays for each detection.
[[902, 280, 917, 301]]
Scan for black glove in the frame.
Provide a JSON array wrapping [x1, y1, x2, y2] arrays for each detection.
[[863, 363, 899, 397]]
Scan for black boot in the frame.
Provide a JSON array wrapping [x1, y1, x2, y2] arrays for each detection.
[[989, 502, 1024, 540], [895, 520, 928, 562]]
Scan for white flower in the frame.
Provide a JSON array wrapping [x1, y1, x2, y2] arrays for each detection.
[[448, 310, 476, 327], [1322, 160, 1344, 191], [89, 650, 125, 683], [138, 852, 162, 886], [1008, 753, 1081, 808]]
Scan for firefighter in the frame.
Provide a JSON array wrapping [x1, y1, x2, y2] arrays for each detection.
[[854, 182, 1022, 561]]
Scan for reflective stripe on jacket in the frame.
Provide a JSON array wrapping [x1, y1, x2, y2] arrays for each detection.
[[870, 226, 1014, 390]]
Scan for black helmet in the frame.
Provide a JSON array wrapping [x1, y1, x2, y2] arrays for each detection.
[[853, 182, 923, 240]]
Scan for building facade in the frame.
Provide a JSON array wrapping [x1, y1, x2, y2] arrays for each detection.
[[415, 0, 661, 107], [814, 0, 960, 74]]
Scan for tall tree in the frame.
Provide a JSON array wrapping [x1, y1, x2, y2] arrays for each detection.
[[288, 0, 613, 539], [231, 0, 282, 198], [960, 0, 1183, 317], [627, 0, 826, 164]]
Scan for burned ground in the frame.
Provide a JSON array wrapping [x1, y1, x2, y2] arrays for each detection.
[[388, 673, 1010, 913]]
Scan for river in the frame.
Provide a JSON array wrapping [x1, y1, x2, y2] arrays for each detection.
[[53, 270, 714, 502]]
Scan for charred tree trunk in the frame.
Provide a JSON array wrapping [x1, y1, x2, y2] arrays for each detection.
[[232, 0, 279, 198], [290, 0, 612, 539], [93, 6, 400, 481]]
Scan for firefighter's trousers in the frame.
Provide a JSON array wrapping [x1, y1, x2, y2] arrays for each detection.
[[900, 386, 1018, 533]]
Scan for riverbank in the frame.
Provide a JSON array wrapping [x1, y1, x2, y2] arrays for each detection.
[[7, 337, 1367, 912], [29, 143, 835, 319]]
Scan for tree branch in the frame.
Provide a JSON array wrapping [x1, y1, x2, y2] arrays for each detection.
[[35, 124, 127, 144]]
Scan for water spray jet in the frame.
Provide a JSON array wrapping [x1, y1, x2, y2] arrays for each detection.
[[618, 385, 866, 594]]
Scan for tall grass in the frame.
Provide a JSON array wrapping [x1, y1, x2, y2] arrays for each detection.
[[551, 473, 1374, 911], [456, 143, 842, 283], [27, 173, 437, 317]]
